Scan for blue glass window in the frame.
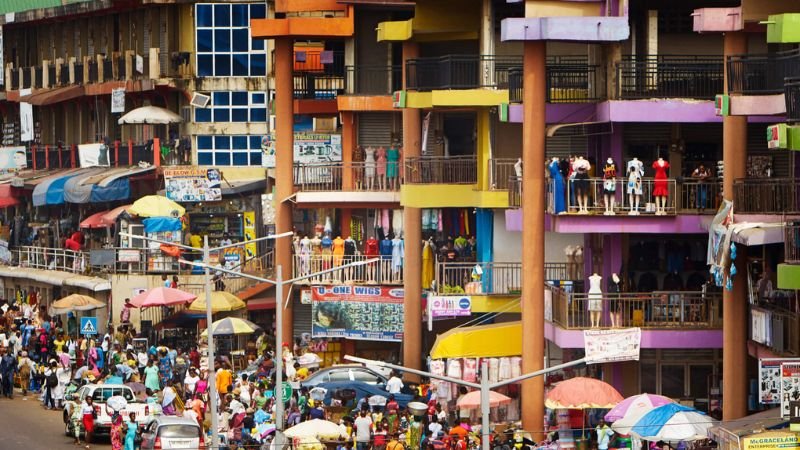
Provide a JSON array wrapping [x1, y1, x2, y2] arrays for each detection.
[[214, 4, 230, 27], [251, 93, 265, 104], [213, 108, 230, 122], [232, 4, 249, 27], [197, 135, 213, 150], [232, 54, 249, 76], [231, 92, 247, 106], [231, 109, 248, 122], [214, 136, 230, 150], [214, 29, 231, 52], [194, 108, 212, 123], [198, 152, 213, 165], [197, 55, 213, 77], [196, 4, 213, 27], [196, 134, 266, 166], [249, 152, 262, 166], [215, 152, 231, 165], [232, 136, 248, 149], [232, 29, 249, 53], [213, 92, 230, 106], [214, 55, 231, 76], [232, 152, 249, 166], [251, 3, 266, 19], [196, 3, 268, 77], [196, 30, 213, 53], [250, 108, 266, 122]]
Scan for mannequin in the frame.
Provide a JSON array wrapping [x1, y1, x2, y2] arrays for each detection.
[[343, 236, 357, 280], [422, 239, 434, 289], [548, 157, 566, 214], [380, 235, 393, 280], [603, 158, 617, 215], [293, 236, 301, 255], [652, 157, 670, 215], [332, 235, 345, 267], [572, 156, 591, 214], [353, 145, 365, 189], [375, 146, 387, 190], [310, 234, 322, 272], [588, 273, 603, 328], [386, 145, 401, 190], [299, 236, 311, 275], [321, 234, 333, 269], [514, 158, 523, 178], [364, 146, 376, 190], [391, 235, 404, 282], [626, 157, 644, 215], [608, 273, 622, 328], [365, 235, 379, 282]]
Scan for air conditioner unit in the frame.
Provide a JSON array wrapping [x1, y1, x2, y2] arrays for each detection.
[[190, 92, 211, 108]]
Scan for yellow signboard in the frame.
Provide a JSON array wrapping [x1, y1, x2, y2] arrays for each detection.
[[243, 211, 257, 260], [743, 432, 800, 450]]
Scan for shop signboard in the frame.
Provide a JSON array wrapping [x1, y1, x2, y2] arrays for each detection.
[[261, 133, 342, 168], [164, 167, 222, 202], [311, 285, 404, 342], [0, 146, 27, 171], [118, 249, 141, 263], [243, 211, 257, 259], [583, 327, 641, 364], [782, 362, 800, 417], [741, 432, 800, 450], [760, 358, 800, 405], [428, 295, 471, 318]]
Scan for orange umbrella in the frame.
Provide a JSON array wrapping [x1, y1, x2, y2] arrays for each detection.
[[456, 390, 512, 409], [80, 210, 114, 229], [545, 376, 623, 409]]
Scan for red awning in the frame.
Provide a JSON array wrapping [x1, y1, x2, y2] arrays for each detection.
[[247, 297, 276, 311], [0, 184, 20, 208], [238, 281, 274, 301]]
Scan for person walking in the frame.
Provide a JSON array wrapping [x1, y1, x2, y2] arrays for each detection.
[[110, 411, 124, 450], [81, 396, 96, 449], [17, 351, 34, 396], [596, 419, 615, 450], [43, 360, 58, 409], [354, 408, 374, 450], [124, 413, 138, 450], [0, 346, 17, 398]]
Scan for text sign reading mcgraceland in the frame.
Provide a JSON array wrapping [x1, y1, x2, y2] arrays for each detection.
[[311, 285, 404, 342]]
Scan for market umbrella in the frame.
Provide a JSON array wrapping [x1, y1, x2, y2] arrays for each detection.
[[80, 210, 115, 229], [129, 195, 185, 218], [188, 291, 246, 313], [545, 377, 624, 409], [118, 106, 183, 125], [628, 403, 716, 442], [456, 390, 512, 410], [102, 204, 133, 223], [284, 419, 347, 440], [605, 393, 675, 433], [200, 317, 261, 336], [50, 294, 106, 314], [130, 287, 197, 308]]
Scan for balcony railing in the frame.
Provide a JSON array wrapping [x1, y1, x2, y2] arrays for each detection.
[[345, 65, 402, 95], [728, 49, 800, 95], [294, 163, 402, 192], [554, 177, 677, 215], [294, 72, 345, 99], [292, 50, 345, 74], [786, 77, 800, 123], [406, 54, 522, 91], [404, 156, 477, 184], [751, 304, 800, 356], [677, 179, 721, 213], [617, 55, 723, 99], [489, 158, 519, 190], [292, 254, 402, 285], [548, 284, 722, 330], [785, 222, 800, 264], [16, 246, 88, 273], [733, 178, 800, 214], [510, 57, 605, 104], [436, 261, 578, 295], [508, 176, 522, 207]]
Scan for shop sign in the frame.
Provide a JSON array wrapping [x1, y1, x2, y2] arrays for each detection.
[[583, 327, 641, 364], [0, 146, 27, 171], [428, 295, 471, 318], [243, 211, 257, 259], [768, 124, 787, 150], [164, 167, 221, 202], [300, 289, 312, 305], [742, 432, 800, 450], [118, 249, 141, 263], [714, 94, 729, 116], [261, 133, 342, 168], [311, 285, 404, 342], [782, 363, 800, 417], [222, 248, 242, 274], [392, 90, 406, 108]]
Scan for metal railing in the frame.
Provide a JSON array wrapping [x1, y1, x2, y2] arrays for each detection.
[[733, 178, 800, 214], [511, 57, 605, 103], [16, 246, 88, 273], [750, 304, 800, 356], [556, 177, 677, 215], [292, 50, 345, 74], [617, 55, 723, 99], [404, 156, 477, 184], [292, 254, 403, 285], [677, 179, 721, 213], [508, 176, 522, 207], [293, 73, 345, 99], [436, 261, 575, 295], [294, 163, 402, 192], [785, 222, 800, 264], [489, 158, 519, 190], [727, 49, 800, 95], [548, 284, 722, 330], [406, 54, 522, 91], [786, 77, 800, 123], [345, 65, 402, 95]]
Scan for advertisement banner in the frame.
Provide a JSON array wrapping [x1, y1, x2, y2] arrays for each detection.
[[742, 432, 800, 450], [0, 146, 27, 171], [584, 328, 641, 364], [428, 295, 471, 318], [20, 89, 33, 142], [782, 363, 800, 417], [759, 358, 800, 405], [311, 285, 404, 342], [78, 143, 111, 167], [164, 167, 222, 202], [243, 211, 256, 260], [261, 133, 342, 168], [111, 88, 126, 113]]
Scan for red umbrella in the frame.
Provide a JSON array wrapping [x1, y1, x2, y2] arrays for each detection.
[[129, 287, 197, 308], [80, 210, 114, 229], [545, 376, 624, 409]]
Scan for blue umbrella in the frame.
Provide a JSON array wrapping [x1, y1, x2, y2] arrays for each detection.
[[625, 403, 717, 442]]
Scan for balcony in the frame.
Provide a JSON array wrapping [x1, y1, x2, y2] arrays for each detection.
[[489, 158, 519, 190], [404, 156, 477, 185], [733, 178, 800, 214], [294, 163, 401, 192], [405, 54, 521, 91], [550, 177, 679, 216], [436, 261, 580, 295], [548, 285, 722, 330], [292, 50, 346, 100], [727, 49, 800, 95], [786, 77, 800, 123], [786, 222, 800, 264], [508, 176, 521, 208], [344, 65, 402, 95], [750, 304, 800, 356], [617, 55, 724, 100], [509, 57, 604, 104], [292, 254, 402, 285]]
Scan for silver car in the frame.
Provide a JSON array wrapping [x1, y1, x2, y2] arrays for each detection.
[[139, 416, 204, 450]]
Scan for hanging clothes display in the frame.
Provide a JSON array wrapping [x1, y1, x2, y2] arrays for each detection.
[[462, 359, 477, 383], [381, 209, 390, 237], [392, 209, 403, 238], [421, 241, 434, 289]]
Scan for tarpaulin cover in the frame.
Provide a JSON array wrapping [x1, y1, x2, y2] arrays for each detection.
[[90, 177, 130, 203], [63, 168, 107, 203], [430, 321, 522, 359], [32, 170, 86, 206], [142, 217, 182, 233]]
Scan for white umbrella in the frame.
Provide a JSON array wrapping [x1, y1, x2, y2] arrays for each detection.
[[284, 419, 347, 440], [629, 403, 717, 442], [106, 395, 128, 413], [118, 106, 183, 125]]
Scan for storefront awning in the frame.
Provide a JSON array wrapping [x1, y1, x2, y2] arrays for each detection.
[[90, 165, 155, 203], [731, 223, 785, 246], [0, 266, 111, 291], [247, 297, 276, 311], [430, 321, 522, 359], [0, 184, 20, 208], [155, 310, 205, 330], [63, 168, 109, 203], [20, 85, 85, 106], [221, 178, 267, 196], [32, 168, 91, 206]]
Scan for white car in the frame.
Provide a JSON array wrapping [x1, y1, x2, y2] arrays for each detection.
[[140, 416, 204, 450], [64, 384, 154, 436]]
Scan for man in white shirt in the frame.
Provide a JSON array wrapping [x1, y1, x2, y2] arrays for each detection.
[[184, 368, 200, 396], [354, 409, 373, 450], [386, 371, 404, 394], [428, 417, 443, 438]]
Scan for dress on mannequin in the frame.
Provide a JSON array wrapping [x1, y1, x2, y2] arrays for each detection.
[[588, 273, 603, 312], [376, 147, 387, 178], [652, 159, 670, 197], [332, 236, 345, 266], [548, 158, 566, 214], [386, 147, 400, 179], [365, 237, 379, 257], [392, 209, 403, 238], [321, 235, 333, 267], [391, 237, 404, 272], [299, 236, 311, 274], [422, 241, 434, 289], [603, 161, 617, 194], [364, 147, 376, 187], [380, 237, 393, 259]]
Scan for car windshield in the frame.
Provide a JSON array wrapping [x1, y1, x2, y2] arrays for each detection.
[[158, 425, 200, 438]]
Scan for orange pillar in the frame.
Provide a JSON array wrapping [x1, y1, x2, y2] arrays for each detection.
[[521, 40, 546, 437], [402, 41, 423, 372], [341, 111, 356, 191], [32, 145, 37, 171], [128, 140, 134, 165], [340, 209, 352, 238], [275, 37, 295, 344], [722, 31, 748, 421], [114, 140, 120, 167], [153, 137, 161, 167]]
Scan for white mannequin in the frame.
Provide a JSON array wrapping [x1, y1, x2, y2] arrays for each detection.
[[610, 273, 621, 327], [299, 236, 311, 275], [572, 156, 591, 214], [654, 157, 668, 215], [627, 157, 644, 215], [588, 273, 603, 328], [364, 146, 376, 190], [603, 157, 617, 215], [514, 158, 523, 177]]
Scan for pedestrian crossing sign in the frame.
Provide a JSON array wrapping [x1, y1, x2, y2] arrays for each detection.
[[80, 317, 98, 335]]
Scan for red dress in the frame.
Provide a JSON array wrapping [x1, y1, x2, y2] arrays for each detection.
[[652, 160, 670, 197]]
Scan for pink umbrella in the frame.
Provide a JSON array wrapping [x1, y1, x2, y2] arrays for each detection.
[[102, 204, 133, 223], [605, 393, 674, 423], [456, 390, 512, 410], [545, 377, 624, 409], [129, 287, 197, 308]]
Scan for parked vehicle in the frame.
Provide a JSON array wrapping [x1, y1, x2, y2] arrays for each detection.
[[315, 380, 414, 408], [63, 384, 154, 436], [139, 416, 204, 450], [300, 364, 388, 389]]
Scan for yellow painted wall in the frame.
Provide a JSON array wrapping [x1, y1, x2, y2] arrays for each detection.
[[404, 90, 509, 108], [470, 295, 521, 313], [401, 184, 509, 208], [476, 109, 491, 191], [526, 0, 602, 17], [415, 0, 480, 33]]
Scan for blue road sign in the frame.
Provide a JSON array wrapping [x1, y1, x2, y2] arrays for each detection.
[[80, 317, 98, 335]]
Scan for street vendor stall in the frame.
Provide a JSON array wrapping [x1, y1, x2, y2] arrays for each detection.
[[708, 409, 790, 450]]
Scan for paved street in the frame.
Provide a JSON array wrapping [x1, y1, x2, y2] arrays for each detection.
[[0, 392, 110, 450]]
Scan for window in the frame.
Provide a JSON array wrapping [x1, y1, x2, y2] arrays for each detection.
[[196, 134, 263, 167], [194, 91, 268, 124], [195, 3, 267, 77]]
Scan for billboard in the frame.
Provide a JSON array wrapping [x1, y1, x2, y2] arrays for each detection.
[[0, 146, 27, 171], [164, 167, 222, 202], [311, 285, 404, 342], [261, 133, 342, 168]]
